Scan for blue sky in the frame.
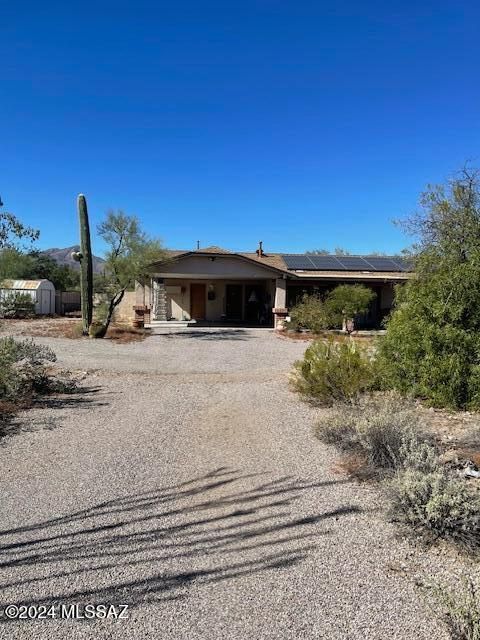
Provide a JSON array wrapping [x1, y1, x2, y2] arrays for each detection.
[[1, 1, 479, 256]]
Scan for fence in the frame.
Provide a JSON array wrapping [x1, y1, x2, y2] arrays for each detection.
[[55, 291, 81, 315], [56, 290, 136, 322]]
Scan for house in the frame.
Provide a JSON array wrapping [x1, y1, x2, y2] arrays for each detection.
[[133, 244, 411, 329]]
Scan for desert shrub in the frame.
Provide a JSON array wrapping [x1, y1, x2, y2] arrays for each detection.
[[288, 294, 329, 333], [325, 284, 376, 330], [388, 467, 480, 551], [356, 397, 425, 469], [378, 169, 480, 410], [0, 336, 58, 402], [315, 393, 437, 471], [0, 291, 35, 318], [428, 577, 480, 640], [292, 338, 377, 404], [315, 407, 358, 450], [88, 321, 107, 338], [378, 291, 480, 410]]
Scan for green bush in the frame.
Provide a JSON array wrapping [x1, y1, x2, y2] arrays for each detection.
[[325, 284, 376, 330], [0, 336, 58, 402], [88, 321, 108, 338], [377, 282, 480, 410], [377, 170, 480, 410], [388, 467, 480, 551], [288, 294, 329, 333], [292, 338, 377, 405], [0, 291, 35, 318]]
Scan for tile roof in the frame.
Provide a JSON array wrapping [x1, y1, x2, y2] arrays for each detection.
[[239, 252, 290, 272]]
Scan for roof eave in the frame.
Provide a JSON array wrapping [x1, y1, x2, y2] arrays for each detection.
[[149, 250, 292, 276]]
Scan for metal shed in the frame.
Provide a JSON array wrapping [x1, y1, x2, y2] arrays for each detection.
[[0, 279, 56, 315]]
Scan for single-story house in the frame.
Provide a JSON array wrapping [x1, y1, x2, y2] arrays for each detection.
[[134, 243, 411, 329]]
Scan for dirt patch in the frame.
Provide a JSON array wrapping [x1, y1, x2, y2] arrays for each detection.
[[0, 318, 147, 342], [278, 330, 377, 344], [419, 405, 480, 482]]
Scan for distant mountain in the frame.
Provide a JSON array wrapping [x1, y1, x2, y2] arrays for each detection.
[[42, 246, 106, 274]]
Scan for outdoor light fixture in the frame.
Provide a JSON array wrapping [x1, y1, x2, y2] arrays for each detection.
[[208, 284, 216, 300]]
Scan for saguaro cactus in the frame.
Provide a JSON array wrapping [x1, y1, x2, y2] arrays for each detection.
[[73, 194, 93, 335]]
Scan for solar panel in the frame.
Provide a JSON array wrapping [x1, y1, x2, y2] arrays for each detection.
[[282, 255, 317, 270], [361, 257, 402, 271], [281, 254, 412, 272], [308, 255, 346, 270], [336, 256, 372, 270], [390, 257, 413, 272]]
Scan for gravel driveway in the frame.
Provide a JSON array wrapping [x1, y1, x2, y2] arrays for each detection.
[[0, 328, 460, 639]]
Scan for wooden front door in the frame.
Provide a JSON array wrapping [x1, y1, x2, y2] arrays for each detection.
[[190, 283, 206, 320]]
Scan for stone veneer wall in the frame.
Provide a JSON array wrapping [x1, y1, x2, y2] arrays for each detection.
[[153, 278, 168, 320]]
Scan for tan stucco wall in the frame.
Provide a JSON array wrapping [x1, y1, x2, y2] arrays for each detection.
[[112, 291, 136, 322], [93, 291, 137, 323], [153, 255, 280, 280]]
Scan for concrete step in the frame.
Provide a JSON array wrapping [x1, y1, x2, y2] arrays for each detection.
[[145, 320, 197, 330]]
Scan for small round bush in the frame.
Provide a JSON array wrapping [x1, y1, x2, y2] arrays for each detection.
[[315, 392, 437, 472], [288, 294, 329, 334], [388, 467, 480, 551], [292, 338, 376, 405]]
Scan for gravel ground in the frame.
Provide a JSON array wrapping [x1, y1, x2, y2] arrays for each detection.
[[0, 328, 468, 639]]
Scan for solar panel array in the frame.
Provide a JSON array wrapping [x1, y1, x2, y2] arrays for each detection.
[[281, 254, 411, 272]]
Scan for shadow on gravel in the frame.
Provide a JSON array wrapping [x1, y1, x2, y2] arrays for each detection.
[[159, 330, 252, 341], [0, 386, 106, 442], [0, 467, 360, 616], [32, 386, 106, 411]]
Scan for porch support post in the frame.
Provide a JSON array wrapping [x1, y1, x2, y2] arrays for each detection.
[[152, 278, 168, 321], [132, 280, 149, 326], [273, 277, 288, 330]]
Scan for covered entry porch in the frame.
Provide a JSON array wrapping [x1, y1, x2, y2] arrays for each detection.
[[135, 247, 291, 328], [150, 277, 276, 326]]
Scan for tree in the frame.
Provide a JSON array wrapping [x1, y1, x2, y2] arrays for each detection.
[[0, 249, 79, 290], [0, 248, 31, 280], [325, 284, 376, 332], [93, 211, 165, 337], [306, 247, 352, 255], [288, 294, 329, 333], [378, 167, 480, 409], [0, 199, 39, 280], [306, 248, 329, 255], [0, 203, 38, 250], [333, 247, 351, 256], [27, 253, 80, 290]]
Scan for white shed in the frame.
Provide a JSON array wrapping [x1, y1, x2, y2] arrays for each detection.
[[0, 279, 56, 315]]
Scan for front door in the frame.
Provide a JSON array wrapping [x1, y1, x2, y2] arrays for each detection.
[[225, 284, 243, 320], [190, 283, 206, 320]]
